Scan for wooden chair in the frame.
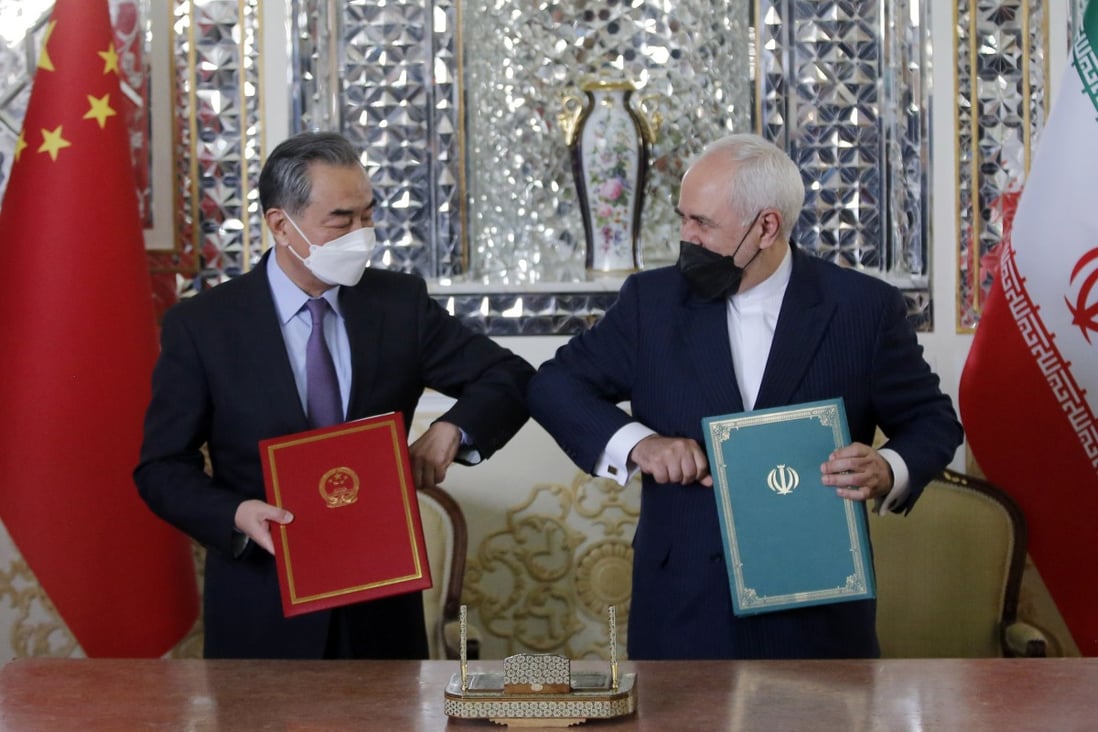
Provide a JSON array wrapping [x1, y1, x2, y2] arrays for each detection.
[[417, 486, 479, 659], [869, 469, 1048, 657]]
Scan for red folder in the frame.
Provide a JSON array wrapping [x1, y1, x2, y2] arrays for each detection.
[[259, 412, 432, 617]]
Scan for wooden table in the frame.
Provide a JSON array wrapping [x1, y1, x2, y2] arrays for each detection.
[[1, 657, 1095, 730]]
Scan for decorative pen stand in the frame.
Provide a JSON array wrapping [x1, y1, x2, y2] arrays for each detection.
[[444, 605, 636, 727], [560, 81, 660, 276]]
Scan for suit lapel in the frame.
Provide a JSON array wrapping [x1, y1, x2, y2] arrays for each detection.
[[678, 289, 745, 415], [339, 279, 384, 419], [238, 254, 309, 427], [755, 247, 835, 409]]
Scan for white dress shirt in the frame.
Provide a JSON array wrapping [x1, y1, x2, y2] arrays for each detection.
[[727, 245, 790, 410]]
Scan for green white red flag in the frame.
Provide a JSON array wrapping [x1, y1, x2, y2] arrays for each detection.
[[0, 0, 198, 656], [960, 1, 1098, 656]]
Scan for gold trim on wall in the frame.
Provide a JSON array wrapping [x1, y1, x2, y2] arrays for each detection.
[[168, 0, 264, 282], [955, 0, 1051, 332]]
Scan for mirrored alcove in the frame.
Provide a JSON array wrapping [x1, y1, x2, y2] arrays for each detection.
[[457, 0, 752, 284], [289, 0, 933, 333], [8, 2, 1082, 336], [0, 0, 935, 333]]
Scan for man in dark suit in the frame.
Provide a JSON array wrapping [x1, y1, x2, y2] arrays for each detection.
[[528, 133, 963, 660], [135, 131, 534, 659]]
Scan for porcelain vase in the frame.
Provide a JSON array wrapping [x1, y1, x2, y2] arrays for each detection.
[[561, 81, 658, 275]]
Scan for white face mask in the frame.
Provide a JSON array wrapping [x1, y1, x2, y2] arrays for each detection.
[[282, 213, 375, 287]]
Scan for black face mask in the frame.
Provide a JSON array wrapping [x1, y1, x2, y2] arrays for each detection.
[[676, 212, 762, 301]]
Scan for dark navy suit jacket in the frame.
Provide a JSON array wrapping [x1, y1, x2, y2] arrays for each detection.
[[528, 246, 963, 659], [135, 253, 533, 658]]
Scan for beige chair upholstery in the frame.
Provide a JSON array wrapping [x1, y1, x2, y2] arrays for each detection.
[[869, 469, 1048, 658], [417, 486, 478, 659]]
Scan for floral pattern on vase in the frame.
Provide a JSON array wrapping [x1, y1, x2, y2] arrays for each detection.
[[561, 81, 658, 275]]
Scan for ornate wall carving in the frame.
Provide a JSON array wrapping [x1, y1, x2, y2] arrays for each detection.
[[463, 471, 639, 660]]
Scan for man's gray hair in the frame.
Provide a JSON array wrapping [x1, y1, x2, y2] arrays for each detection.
[[696, 134, 805, 240], [258, 131, 363, 214]]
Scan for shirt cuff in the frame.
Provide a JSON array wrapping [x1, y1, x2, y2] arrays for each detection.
[[874, 447, 910, 516], [231, 530, 250, 558], [456, 427, 482, 465], [594, 422, 657, 486]]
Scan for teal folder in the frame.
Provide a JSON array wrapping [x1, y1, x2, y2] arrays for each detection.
[[701, 398, 875, 616]]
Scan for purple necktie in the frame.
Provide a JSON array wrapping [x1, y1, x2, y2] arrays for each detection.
[[305, 298, 342, 428]]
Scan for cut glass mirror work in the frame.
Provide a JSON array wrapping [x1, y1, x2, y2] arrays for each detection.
[[168, 0, 262, 293], [955, 0, 1049, 331], [289, 0, 934, 332], [457, 0, 752, 284], [4, 1, 1065, 335], [758, 0, 931, 327], [290, 0, 464, 278]]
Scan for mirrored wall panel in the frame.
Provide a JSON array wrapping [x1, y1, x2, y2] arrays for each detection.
[[759, 0, 931, 327], [289, 0, 934, 332], [291, 0, 464, 278], [170, 0, 262, 293], [954, 1, 1096, 331], [955, 0, 1049, 332], [10, 1, 1054, 335], [458, 0, 753, 284]]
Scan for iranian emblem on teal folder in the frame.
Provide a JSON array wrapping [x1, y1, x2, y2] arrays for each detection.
[[701, 398, 876, 616]]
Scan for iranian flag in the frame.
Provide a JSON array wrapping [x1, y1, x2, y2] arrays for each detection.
[[959, 1, 1098, 656]]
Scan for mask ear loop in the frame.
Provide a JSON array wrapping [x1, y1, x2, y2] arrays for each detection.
[[730, 210, 763, 265], [280, 212, 316, 264]]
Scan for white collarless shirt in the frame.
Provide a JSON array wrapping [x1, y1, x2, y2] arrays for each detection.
[[728, 246, 792, 410]]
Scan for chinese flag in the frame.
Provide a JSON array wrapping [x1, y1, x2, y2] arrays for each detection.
[[959, 1, 1098, 655], [0, 0, 198, 657]]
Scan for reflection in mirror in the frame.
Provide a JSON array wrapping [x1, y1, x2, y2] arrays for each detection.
[[0, 1, 951, 335], [291, 0, 752, 286], [461, 0, 752, 284], [291, 0, 465, 279], [1, 1, 939, 334], [289, 1, 935, 333]]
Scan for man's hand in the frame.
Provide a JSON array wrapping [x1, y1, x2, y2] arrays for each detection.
[[629, 435, 713, 487], [820, 442, 893, 502], [409, 420, 461, 491], [234, 499, 294, 555]]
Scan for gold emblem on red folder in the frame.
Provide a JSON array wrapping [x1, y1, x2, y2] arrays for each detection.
[[318, 467, 360, 508]]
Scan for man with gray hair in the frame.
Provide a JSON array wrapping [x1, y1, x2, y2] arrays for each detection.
[[528, 133, 962, 659], [135, 131, 534, 659]]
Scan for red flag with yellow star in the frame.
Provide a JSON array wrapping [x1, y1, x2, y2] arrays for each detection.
[[0, 0, 198, 657]]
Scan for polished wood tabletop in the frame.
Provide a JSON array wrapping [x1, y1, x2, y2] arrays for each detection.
[[1, 657, 1095, 731]]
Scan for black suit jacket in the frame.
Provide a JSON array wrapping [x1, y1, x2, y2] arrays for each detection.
[[528, 246, 963, 659], [135, 254, 533, 658]]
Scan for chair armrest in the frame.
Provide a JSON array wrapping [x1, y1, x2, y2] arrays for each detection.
[[443, 618, 481, 660], [1003, 621, 1049, 657]]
